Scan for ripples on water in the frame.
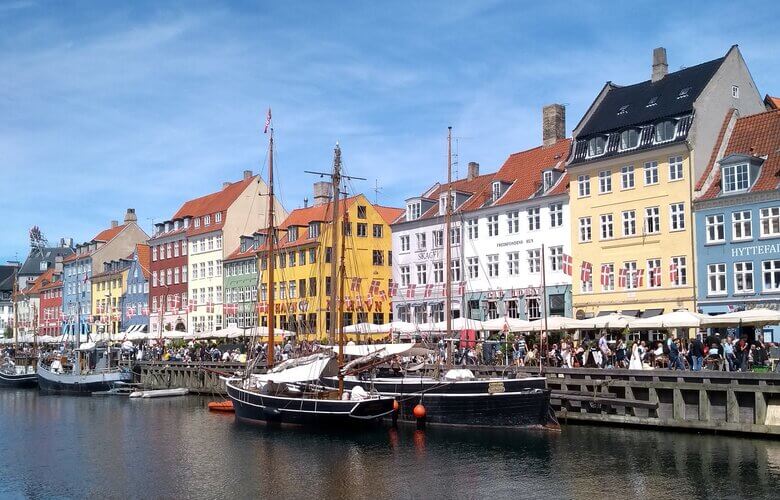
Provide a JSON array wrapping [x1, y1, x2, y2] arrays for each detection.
[[0, 389, 778, 499]]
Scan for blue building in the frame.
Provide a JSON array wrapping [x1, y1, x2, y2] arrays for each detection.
[[123, 244, 150, 334], [694, 107, 780, 341]]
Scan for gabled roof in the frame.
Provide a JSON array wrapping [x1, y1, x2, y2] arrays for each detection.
[[18, 246, 74, 276], [374, 205, 405, 225], [697, 108, 780, 201], [0, 266, 15, 293], [399, 173, 495, 223], [225, 244, 259, 262], [134, 244, 151, 279], [281, 196, 359, 229], [173, 177, 255, 219], [578, 56, 725, 137], [765, 95, 780, 110], [490, 139, 571, 206], [26, 269, 55, 295], [94, 224, 127, 242]]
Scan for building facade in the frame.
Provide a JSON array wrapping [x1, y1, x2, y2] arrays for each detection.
[[567, 46, 764, 320], [149, 219, 189, 335], [694, 108, 780, 341], [91, 258, 131, 338], [38, 272, 63, 337], [223, 237, 259, 329], [123, 244, 150, 333]]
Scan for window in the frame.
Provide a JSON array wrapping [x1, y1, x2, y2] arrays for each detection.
[[549, 246, 563, 272], [467, 257, 479, 279], [181, 240, 187, 255], [466, 219, 478, 239], [622, 210, 636, 237], [550, 203, 563, 227], [644, 161, 659, 185], [579, 217, 592, 242], [734, 262, 754, 294], [182, 266, 187, 283], [707, 263, 727, 296], [669, 203, 685, 231], [655, 121, 675, 143], [619, 129, 639, 150], [416, 233, 427, 250], [620, 166, 634, 189], [732, 211, 752, 241], [357, 205, 367, 219], [506, 252, 521, 275], [439, 193, 455, 215], [289, 251, 296, 267], [527, 207, 540, 231], [732, 85, 740, 98], [760, 207, 780, 237], [451, 260, 461, 282], [644, 207, 660, 234], [372, 250, 384, 266], [587, 136, 606, 157], [705, 214, 725, 243], [543, 170, 554, 191], [342, 222, 352, 237], [601, 263, 614, 291], [647, 258, 661, 288], [487, 254, 499, 278], [600, 214, 613, 240], [416, 264, 427, 284], [487, 215, 499, 237], [309, 248, 316, 264], [672, 256, 688, 286], [215, 212, 222, 223], [432, 230, 444, 248], [400, 266, 410, 286], [507, 211, 519, 234], [669, 156, 684, 181], [525, 249, 540, 273], [432, 261, 444, 283], [308, 222, 320, 239], [598, 170, 612, 193], [763, 260, 780, 292], [152, 246, 157, 261], [491, 182, 501, 202], [450, 227, 460, 246], [356, 223, 367, 238], [400, 235, 410, 252], [373, 224, 383, 238], [194, 218, 200, 228], [581, 272, 593, 293], [578, 175, 590, 197], [406, 202, 421, 221], [204, 214, 211, 226], [624, 261, 638, 290], [723, 164, 750, 193]]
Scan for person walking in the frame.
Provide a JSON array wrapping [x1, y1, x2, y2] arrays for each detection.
[[690, 336, 704, 372], [667, 335, 684, 370], [598, 333, 612, 368], [629, 341, 643, 370]]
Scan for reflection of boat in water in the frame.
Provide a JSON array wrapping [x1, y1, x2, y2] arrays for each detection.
[[37, 343, 132, 395], [0, 357, 38, 388]]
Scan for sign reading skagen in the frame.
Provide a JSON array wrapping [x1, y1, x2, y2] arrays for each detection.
[[416, 250, 441, 260], [731, 243, 780, 258]]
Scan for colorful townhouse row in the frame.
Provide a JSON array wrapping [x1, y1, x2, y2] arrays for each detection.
[[7, 45, 779, 342]]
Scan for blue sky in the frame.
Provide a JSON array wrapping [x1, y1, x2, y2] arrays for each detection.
[[1, 0, 778, 262]]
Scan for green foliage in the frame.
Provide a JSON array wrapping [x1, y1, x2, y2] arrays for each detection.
[[3, 326, 11, 339]]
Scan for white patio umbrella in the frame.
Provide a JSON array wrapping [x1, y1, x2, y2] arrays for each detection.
[[524, 315, 589, 332], [343, 322, 385, 334], [415, 322, 441, 332], [629, 310, 727, 329], [709, 308, 780, 326], [37, 335, 56, 343], [577, 313, 636, 330], [433, 317, 485, 332], [481, 316, 535, 332]]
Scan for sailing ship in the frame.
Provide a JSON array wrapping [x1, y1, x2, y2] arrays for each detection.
[[323, 128, 556, 429], [226, 112, 396, 426]]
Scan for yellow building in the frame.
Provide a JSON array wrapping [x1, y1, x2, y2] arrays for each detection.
[[91, 259, 130, 337], [567, 46, 763, 319], [256, 192, 403, 341]]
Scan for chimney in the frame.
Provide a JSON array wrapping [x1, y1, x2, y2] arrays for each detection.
[[652, 47, 668, 83], [223, 182, 231, 189], [124, 208, 137, 223], [542, 104, 566, 147], [54, 255, 63, 272], [313, 182, 332, 206], [62, 238, 73, 248], [110, 220, 119, 228], [467, 162, 480, 181], [243, 169, 253, 180], [303, 197, 309, 208]]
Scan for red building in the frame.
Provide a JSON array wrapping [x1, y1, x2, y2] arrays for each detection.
[[148, 217, 190, 334], [38, 270, 63, 336]]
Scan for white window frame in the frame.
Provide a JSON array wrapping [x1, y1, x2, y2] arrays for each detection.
[[579, 217, 592, 243], [487, 254, 499, 278], [705, 214, 725, 244], [598, 170, 612, 194], [707, 263, 727, 296], [644, 207, 660, 235], [763, 260, 780, 292], [722, 163, 750, 193], [600, 214, 614, 240], [734, 261, 754, 294], [669, 155, 684, 181], [467, 257, 479, 279], [669, 203, 685, 231], [507, 251, 521, 276], [507, 211, 519, 234], [644, 161, 659, 185], [760, 207, 780, 237], [527, 207, 540, 231], [732, 210, 752, 241], [622, 210, 636, 237], [577, 175, 590, 197], [526, 249, 540, 274], [620, 165, 635, 190], [550, 203, 563, 227], [487, 215, 499, 237]]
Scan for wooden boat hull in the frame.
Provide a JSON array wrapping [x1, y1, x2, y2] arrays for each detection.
[[324, 376, 554, 428], [226, 379, 395, 427], [37, 364, 133, 396], [0, 371, 39, 389]]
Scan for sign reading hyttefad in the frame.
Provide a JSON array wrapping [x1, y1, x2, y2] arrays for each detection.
[[731, 243, 780, 258]]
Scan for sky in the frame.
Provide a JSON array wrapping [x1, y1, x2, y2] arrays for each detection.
[[1, 0, 778, 263]]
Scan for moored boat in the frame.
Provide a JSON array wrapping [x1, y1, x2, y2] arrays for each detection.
[[0, 358, 38, 389], [37, 343, 132, 396]]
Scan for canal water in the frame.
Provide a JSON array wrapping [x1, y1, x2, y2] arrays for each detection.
[[1, 389, 778, 499]]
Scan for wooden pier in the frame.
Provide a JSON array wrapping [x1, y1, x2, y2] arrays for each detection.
[[135, 361, 245, 395]]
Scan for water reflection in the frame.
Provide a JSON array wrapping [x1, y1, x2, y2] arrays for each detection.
[[0, 390, 778, 499]]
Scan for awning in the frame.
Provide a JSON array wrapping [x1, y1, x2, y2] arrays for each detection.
[[597, 310, 617, 317], [621, 309, 640, 317], [640, 308, 664, 318]]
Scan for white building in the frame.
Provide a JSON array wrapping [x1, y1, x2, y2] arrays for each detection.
[[391, 105, 573, 324]]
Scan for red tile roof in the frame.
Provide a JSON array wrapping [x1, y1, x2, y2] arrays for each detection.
[[173, 177, 255, 220], [491, 139, 571, 206], [697, 108, 780, 201], [765, 95, 780, 110], [225, 245, 258, 262], [26, 269, 55, 295], [135, 244, 151, 279], [282, 196, 358, 229], [374, 205, 405, 225], [94, 224, 127, 242]]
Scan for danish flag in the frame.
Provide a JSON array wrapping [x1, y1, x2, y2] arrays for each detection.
[[142, 305, 149, 316], [562, 254, 573, 276], [368, 279, 380, 295], [365, 295, 373, 308], [580, 261, 592, 282], [618, 268, 628, 288], [350, 277, 362, 292], [423, 284, 434, 298], [458, 281, 466, 295], [652, 266, 662, 287], [264, 107, 272, 134], [635, 268, 644, 288], [406, 284, 416, 299], [600, 264, 611, 287], [258, 302, 268, 314], [441, 283, 449, 298], [378, 289, 387, 301], [344, 296, 352, 311], [669, 262, 678, 283], [388, 281, 398, 296]]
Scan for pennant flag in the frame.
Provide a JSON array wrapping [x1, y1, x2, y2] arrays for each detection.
[[264, 107, 271, 134], [600, 264, 611, 287], [580, 261, 592, 282], [406, 284, 416, 299], [618, 268, 627, 288], [258, 302, 268, 314], [562, 253, 573, 276]]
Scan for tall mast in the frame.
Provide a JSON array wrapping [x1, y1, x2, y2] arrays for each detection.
[[12, 267, 18, 351], [266, 124, 276, 369], [445, 127, 453, 368], [328, 145, 342, 345], [540, 244, 548, 376], [337, 181, 347, 396]]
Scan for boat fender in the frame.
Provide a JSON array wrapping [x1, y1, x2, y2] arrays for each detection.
[[263, 407, 281, 418]]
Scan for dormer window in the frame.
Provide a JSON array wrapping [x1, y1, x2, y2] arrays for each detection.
[[288, 226, 299, 241], [439, 193, 456, 215], [619, 129, 639, 151], [543, 171, 554, 191], [174, 220, 180, 230], [308, 222, 320, 238], [646, 96, 658, 107], [654, 120, 676, 143], [491, 182, 501, 202], [617, 105, 629, 115], [204, 215, 211, 226], [722, 164, 750, 193], [407, 201, 422, 221], [586, 136, 606, 158], [194, 218, 201, 228], [677, 87, 691, 99], [40, 261, 48, 271], [215, 212, 222, 223]]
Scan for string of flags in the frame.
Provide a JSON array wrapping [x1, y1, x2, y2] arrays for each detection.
[[560, 253, 679, 288]]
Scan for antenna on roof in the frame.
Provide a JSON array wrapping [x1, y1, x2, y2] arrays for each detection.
[[29, 226, 48, 257], [373, 179, 383, 205]]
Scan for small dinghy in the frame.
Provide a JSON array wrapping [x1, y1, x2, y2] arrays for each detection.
[[207, 400, 234, 412], [129, 388, 189, 398]]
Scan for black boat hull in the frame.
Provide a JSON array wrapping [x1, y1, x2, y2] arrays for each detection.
[[37, 364, 133, 396], [226, 379, 395, 427], [37, 375, 119, 396], [0, 372, 38, 389]]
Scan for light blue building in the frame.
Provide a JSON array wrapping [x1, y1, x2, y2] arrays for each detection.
[[694, 107, 780, 342], [123, 244, 150, 333], [62, 252, 92, 341]]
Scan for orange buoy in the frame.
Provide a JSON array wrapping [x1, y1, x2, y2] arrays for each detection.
[[393, 400, 399, 412], [208, 400, 234, 413], [412, 403, 426, 419]]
